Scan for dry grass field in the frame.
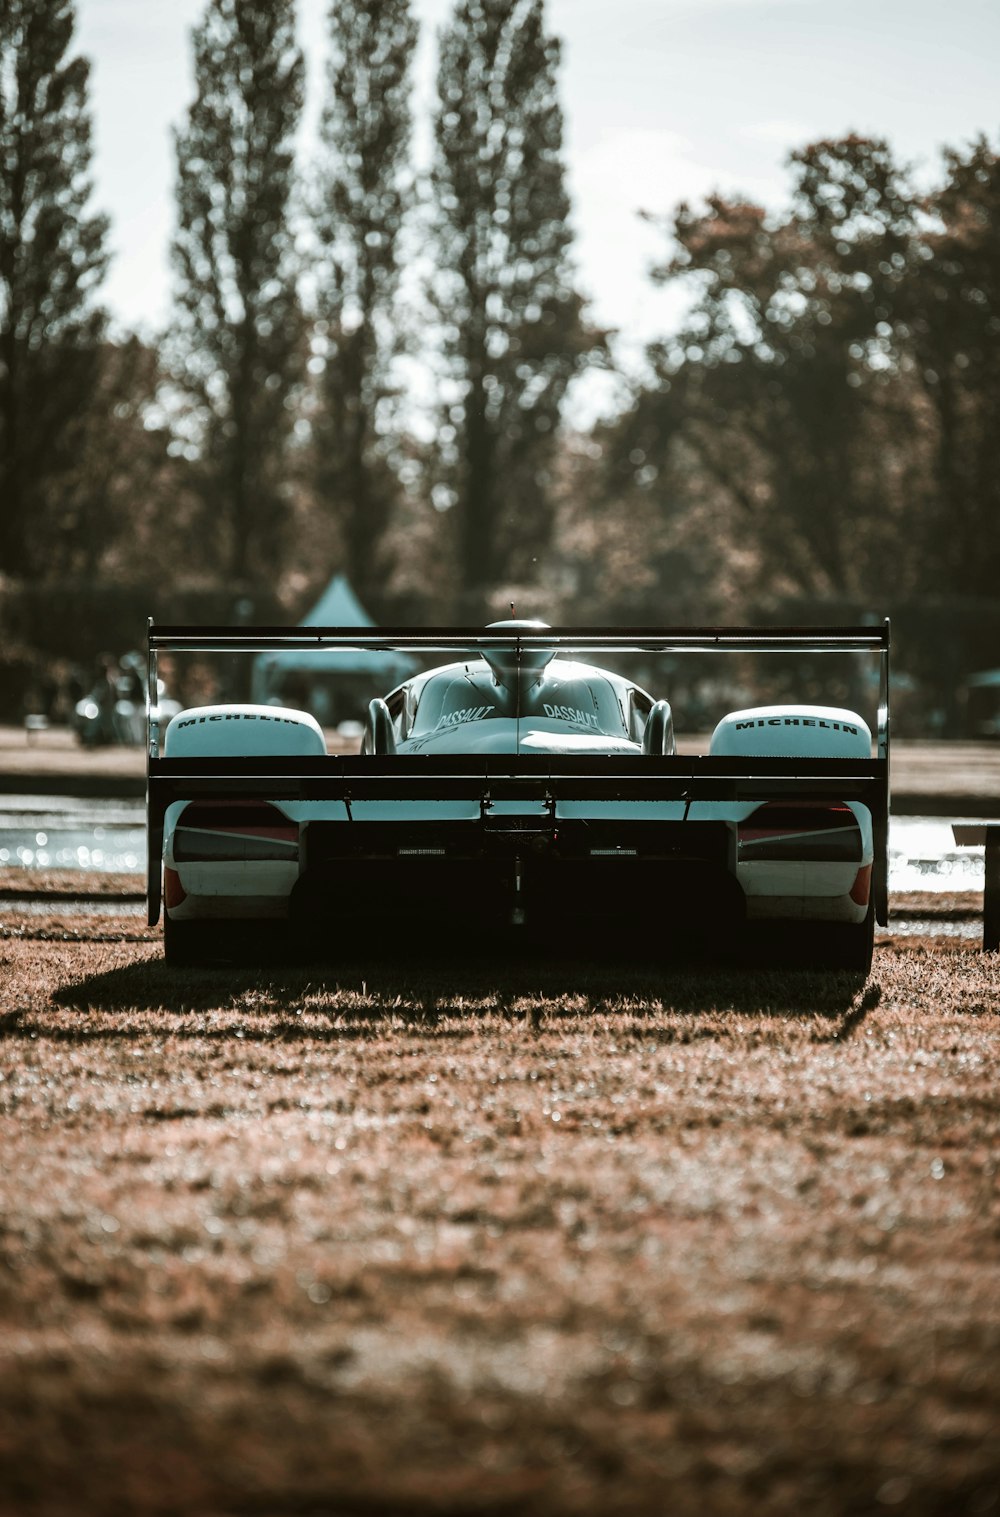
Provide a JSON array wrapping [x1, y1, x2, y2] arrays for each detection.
[[1, 908, 998, 1517]]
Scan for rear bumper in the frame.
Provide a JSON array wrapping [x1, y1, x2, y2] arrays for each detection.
[[153, 777, 885, 935], [166, 894, 291, 922], [163, 804, 874, 930], [744, 893, 869, 924]]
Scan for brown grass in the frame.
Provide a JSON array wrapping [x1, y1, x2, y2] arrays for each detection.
[[0, 914, 997, 1517], [0, 870, 142, 898]]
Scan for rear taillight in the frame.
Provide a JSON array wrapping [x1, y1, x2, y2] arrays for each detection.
[[738, 803, 862, 862], [173, 801, 298, 862]]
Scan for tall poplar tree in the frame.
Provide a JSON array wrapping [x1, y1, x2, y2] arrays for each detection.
[[431, 0, 594, 593], [619, 138, 925, 604], [0, 0, 109, 578], [311, 0, 417, 602], [909, 136, 1000, 598], [170, 0, 304, 583]]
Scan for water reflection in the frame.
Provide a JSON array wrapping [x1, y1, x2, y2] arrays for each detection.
[[888, 817, 986, 892], [0, 796, 146, 874]]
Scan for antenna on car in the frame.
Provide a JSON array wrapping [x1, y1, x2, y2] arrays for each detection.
[[510, 601, 516, 618]]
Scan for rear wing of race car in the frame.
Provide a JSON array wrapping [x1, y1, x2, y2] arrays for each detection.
[[146, 621, 891, 927]]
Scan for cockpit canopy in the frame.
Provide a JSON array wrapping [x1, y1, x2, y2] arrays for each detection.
[[408, 658, 632, 741]]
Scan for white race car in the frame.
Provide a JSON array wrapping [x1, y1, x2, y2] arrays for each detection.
[[147, 620, 889, 972]]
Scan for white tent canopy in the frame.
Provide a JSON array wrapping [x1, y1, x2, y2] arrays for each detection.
[[251, 575, 417, 706]]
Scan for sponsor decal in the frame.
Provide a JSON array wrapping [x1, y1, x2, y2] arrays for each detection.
[[543, 703, 600, 730], [435, 704, 495, 730], [733, 717, 859, 734], [175, 712, 305, 729]]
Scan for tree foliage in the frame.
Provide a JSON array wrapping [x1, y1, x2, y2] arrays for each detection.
[[0, 0, 109, 578], [608, 134, 1000, 614], [907, 136, 1000, 598], [170, 0, 304, 583], [430, 0, 596, 595], [43, 338, 194, 582], [641, 139, 923, 600], [310, 0, 417, 603]]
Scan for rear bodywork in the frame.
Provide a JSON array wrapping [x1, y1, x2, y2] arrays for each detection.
[[146, 624, 891, 963]]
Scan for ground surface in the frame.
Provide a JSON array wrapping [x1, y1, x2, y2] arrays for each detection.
[[0, 725, 362, 786], [0, 909, 997, 1517]]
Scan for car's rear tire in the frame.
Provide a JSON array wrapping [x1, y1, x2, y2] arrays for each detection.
[[163, 913, 213, 966], [749, 903, 874, 975], [818, 902, 875, 975], [163, 914, 252, 966]]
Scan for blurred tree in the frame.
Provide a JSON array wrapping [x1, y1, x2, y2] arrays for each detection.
[[42, 337, 195, 582], [615, 138, 934, 610], [569, 410, 747, 624], [169, 0, 304, 583], [0, 0, 109, 578], [430, 0, 598, 597], [908, 135, 1000, 598], [309, 0, 417, 605]]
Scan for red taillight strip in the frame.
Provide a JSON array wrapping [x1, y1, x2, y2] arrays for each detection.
[[184, 823, 298, 842], [174, 798, 299, 864], [738, 803, 863, 862], [739, 825, 858, 840], [178, 801, 297, 844]]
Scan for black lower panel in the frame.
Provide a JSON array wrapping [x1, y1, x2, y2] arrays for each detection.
[[304, 818, 731, 864], [291, 855, 744, 949], [293, 858, 512, 928], [524, 856, 741, 924]]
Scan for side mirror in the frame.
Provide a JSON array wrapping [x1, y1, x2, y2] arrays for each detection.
[[362, 697, 397, 756], [642, 699, 675, 756]]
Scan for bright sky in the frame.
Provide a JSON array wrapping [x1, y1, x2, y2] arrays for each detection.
[[77, 0, 999, 358]]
